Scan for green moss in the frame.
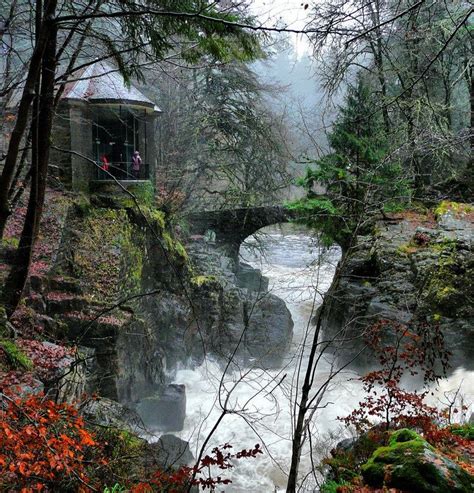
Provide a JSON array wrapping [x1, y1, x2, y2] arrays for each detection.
[[191, 275, 218, 287], [434, 200, 474, 217], [0, 306, 8, 337], [162, 231, 174, 251], [421, 239, 469, 317], [363, 440, 433, 490], [146, 208, 166, 230], [103, 484, 127, 493], [383, 201, 409, 213], [430, 238, 458, 253], [0, 339, 33, 370], [1, 237, 19, 248], [162, 231, 189, 263], [389, 428, 421, 445], [174, 240, 188, 262], [126, 181, 155, 207], [94, 427, 146, 479], [320, 480, 350, 493], [450, 424, 474, 440], [74, 195, 92, 217], [396, 242, 418, 256], [362, 430, 473, 492], [72, 208, 145, 299]]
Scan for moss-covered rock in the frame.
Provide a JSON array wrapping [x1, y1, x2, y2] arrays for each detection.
[[421, 239, 472, 318], [68, 208, 146, 300], [190, 275, 218, 288], [362, 430, 474, 492], [434, 201, 474, 218], [0, 338, 33, 370]]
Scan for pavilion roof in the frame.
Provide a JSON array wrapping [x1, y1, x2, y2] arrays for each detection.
[[62, 60, 161, 113]]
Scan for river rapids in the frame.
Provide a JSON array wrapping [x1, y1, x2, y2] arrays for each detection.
[[168, 224, 474, 492]]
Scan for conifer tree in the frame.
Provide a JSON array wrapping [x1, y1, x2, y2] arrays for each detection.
[[290, 75, 406, 248]]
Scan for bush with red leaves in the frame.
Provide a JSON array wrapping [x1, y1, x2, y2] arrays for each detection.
[[0, 393, 102, 492], [341, 319, 450, 432]]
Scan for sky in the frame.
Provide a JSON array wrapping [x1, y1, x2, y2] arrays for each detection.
[[247, 1, 340, 159], [250, 0, 314, 57]]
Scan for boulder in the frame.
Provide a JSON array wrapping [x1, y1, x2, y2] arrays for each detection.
[[145, 434, 194, 470], [81, 397, 143, 433], [362, 429, 474, 492], [321, 213, 474, 368], [137, 384, 186, 432], [335, 437, 357, 453], [236, 262, 269, 293], [244, 292, 294, 367]]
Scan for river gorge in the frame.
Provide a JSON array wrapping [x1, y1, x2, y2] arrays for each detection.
[[169, 224, 474, 491]]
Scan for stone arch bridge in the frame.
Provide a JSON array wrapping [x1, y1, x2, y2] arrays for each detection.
[[186, 205, 299, 259]]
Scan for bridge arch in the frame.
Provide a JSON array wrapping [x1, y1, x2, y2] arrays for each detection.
[[186, 206, 298, 261]]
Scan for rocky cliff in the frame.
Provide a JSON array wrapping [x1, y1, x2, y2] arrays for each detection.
[[1, 189, 293, 433], [321, 201, 473, 369]]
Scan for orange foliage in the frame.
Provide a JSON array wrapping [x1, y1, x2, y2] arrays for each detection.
[[0, 392, 263, 492], [0, 393, 102, 491]]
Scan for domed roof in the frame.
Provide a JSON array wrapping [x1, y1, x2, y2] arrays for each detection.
[[62, 60, 161, 113]]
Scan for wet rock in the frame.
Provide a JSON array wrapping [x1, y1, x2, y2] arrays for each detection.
[[145, 434, 194, 469], [321, 213, 474, 367], [366, 299, 412, 323], [335, 437, 357, 453], [362, 429, 474, 492], [237, 262, 269, 293], [244, 292, 294, 367], [81, 397, 143, 433], [136, 384, 186, 432], [188, 240, 294, 366], [48, 344, 93, 402]]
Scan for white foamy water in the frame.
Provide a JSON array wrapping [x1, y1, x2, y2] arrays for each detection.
[[167, 224, 474, 492]]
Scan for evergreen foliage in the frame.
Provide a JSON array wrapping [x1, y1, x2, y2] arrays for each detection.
[[289, 75, 408, 247]]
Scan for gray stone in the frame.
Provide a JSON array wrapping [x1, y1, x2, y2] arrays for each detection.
[[81, 397, 144, 433], [366, 300, 412, 323], [321, 212, 473, 368], [137, 384, 186, 432], [237, 262, 269, 293], [244, 292, 294, 367], [145, 434, 194, 470], [335, 437, 357, 453]]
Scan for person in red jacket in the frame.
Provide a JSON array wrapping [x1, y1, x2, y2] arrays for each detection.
[[100, 154, 109, 171]]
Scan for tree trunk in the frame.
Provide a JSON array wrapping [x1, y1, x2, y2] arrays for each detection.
[[368, 0, 390, 133], [469, 56, 473, 157], [286, 303, 326, 492], [3, 11, 57, 317], [0, 0, 50, 238]]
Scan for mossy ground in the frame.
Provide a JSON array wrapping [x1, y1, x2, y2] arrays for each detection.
[[0, 338, 33, 370], [434, 201, 474, 218], [70, 208, 145, 300], [362, 430, 473, 492]]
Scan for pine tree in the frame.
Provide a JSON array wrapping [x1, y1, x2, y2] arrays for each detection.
[[290, 75, 407, 248]]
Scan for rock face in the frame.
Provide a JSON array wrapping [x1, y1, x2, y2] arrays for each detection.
[[187, 239, 294, 368], [80, 397, 144, 433], [146, 434, 194, 469], [322, 208, 473, 368], [137, 384, 186, 432], [362, 429, 474, 493], [16, 197, 293, 430]]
